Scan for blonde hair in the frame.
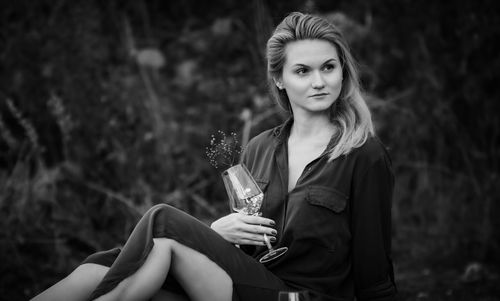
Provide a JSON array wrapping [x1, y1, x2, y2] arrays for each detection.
[[266, 12, 374, 161]]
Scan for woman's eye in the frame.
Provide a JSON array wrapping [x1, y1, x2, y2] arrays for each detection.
[[322, 64, 335, 71], [295, 68, 308, 75]]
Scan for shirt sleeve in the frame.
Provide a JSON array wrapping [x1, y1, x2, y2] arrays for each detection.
[[351, 154, 397, 300]]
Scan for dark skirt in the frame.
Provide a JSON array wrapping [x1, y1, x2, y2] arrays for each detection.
[[81, 204, 291, 300]]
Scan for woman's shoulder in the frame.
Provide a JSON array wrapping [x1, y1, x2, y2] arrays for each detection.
[[245, 125, 281, 151], [248, 128, 276, 145], [349, 135, 392, 167], [240, 127, 278, 164], [246, 118, 292, 148]]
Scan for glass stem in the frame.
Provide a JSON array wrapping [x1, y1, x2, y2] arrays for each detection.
[[255, 212, 273, 250], [263, 233, 273, 250]]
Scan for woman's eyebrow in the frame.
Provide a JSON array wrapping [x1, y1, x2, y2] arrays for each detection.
[[322, 58, 338, 64], [291, 58, 338, 67]]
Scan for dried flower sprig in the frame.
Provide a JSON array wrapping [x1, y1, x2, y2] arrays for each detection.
[[206, 130, 243, 170]]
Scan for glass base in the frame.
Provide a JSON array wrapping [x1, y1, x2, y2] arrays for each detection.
[[259, 247, 288, 263]]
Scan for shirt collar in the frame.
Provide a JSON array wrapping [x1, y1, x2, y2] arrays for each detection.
[[272, 117, 294, 145], [272, 117, 338, 156]]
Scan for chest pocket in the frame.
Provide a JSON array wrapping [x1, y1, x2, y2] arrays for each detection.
[[302, 185, 350, 252], [307, 186, 347, 213]]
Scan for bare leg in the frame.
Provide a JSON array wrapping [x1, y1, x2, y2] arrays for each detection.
[[30, 263, 109, 301], [169, 239, 233, 301], [95, 238, 233, 301], [94, 238, 172, 301]]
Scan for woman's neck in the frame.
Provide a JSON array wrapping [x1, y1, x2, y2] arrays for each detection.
[[289, 113, 336, 143]]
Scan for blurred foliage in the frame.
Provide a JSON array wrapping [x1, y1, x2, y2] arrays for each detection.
[[0, 0, 499, 300]]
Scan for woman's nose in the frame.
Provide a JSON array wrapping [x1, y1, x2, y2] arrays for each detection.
[[311, 71, 325, 89]]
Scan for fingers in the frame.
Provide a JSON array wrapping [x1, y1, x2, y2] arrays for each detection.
[[241, 214, 275, 227], [245, 224, 277, 237], [233, 219, 276, 236], [236, 214, 277, 237], [236, 233, 277, 246], [238, 239, 266, 246]]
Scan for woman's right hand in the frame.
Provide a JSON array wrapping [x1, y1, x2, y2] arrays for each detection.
[[210, 213, 277, 246]]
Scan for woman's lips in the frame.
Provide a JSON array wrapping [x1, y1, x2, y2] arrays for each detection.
[[309, 93, 329, 98]]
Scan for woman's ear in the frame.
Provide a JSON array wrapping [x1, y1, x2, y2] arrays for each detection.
[[273, 78, 284, 90]]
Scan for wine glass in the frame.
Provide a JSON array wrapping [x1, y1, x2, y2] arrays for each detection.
[[278, 290, 310, 301], [221, 163, 288, 263]]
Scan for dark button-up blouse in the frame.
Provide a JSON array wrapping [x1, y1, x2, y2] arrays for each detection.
[[240, 119, 397, 301]]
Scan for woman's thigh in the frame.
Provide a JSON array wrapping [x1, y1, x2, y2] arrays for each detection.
[[150, 205, 289, 290], [86, 204, 291, 301]]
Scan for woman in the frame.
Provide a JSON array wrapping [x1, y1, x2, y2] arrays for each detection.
[[31, 12, 396, 301]]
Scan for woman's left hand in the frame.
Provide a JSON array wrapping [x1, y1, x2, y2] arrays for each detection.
[[210, 213, 277, 246]]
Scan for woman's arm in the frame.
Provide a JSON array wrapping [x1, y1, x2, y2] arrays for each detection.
[[351, 154, 397, 301]]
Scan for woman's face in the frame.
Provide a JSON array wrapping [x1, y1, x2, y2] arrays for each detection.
[[279, 39, 343, 117]]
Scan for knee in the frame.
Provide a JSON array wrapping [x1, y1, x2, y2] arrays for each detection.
[[145, 203, 171, 216], [151, 203, 180, 212], [145, 204, 179, 220], [140, 204, 176, 224], [150, 203, 172, 210]]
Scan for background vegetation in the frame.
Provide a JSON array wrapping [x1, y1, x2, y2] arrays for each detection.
[[0, 0, 499, 300]]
